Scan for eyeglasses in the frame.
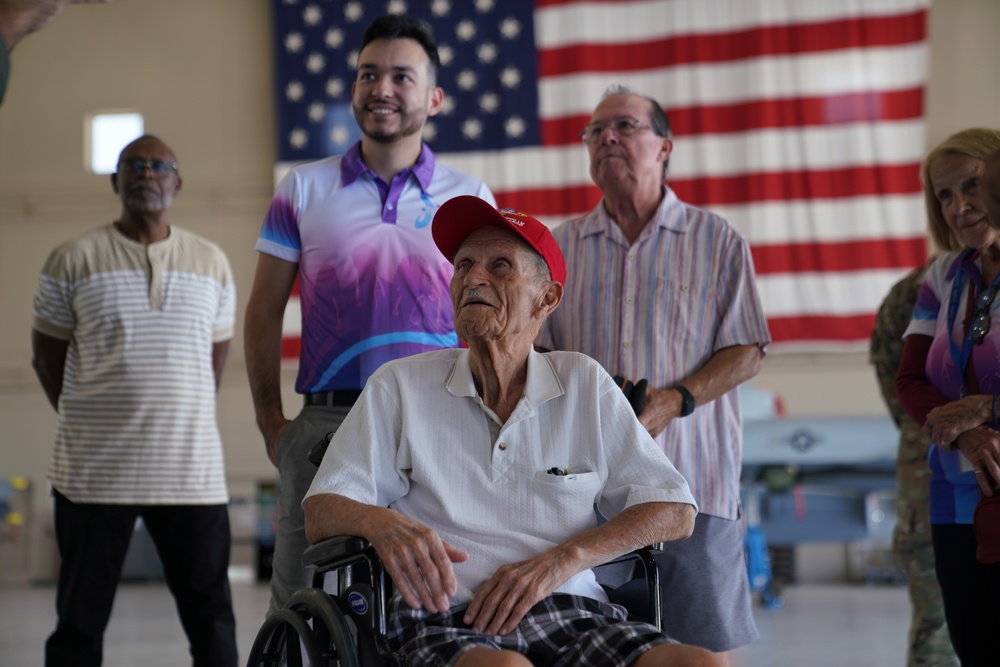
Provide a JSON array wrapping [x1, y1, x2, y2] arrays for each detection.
[[579, 117, 651, 144], [118, 158, 178, 177], [971, 284, 997, 344]]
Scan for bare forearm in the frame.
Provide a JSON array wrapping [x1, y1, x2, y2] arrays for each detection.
[[678, 343, 762, 405], [548, 502, 695, 573], [306, 492, 468, 613], [303, 493, 382, 545], [463, 501, 696, 634], [641, 344, 762, 435], [32, 359, 63, 410], [244, 305, 286, 432], [0, 0, 109, 51], [31, 329, 68, 411], [244, 254, 297, 437]]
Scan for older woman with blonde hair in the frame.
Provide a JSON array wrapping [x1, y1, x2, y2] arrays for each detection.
[[897, 127, 1000, 666]]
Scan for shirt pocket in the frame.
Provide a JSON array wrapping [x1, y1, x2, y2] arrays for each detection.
[[532, 471, 602, 533]]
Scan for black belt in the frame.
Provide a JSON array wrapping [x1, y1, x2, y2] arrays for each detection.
[[303, 390, 362, 407]]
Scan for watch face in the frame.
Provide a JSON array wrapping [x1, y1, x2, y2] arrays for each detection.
[[677, 386, 695, 416]]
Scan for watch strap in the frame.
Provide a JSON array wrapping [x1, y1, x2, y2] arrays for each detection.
[[675, 385, 695, 417]]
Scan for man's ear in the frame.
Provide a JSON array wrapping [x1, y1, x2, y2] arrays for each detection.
[[427, 86, 444, 117], [110, 172, 120, 195], [658, 137, 674, 164], [536, 281, 563, 319]]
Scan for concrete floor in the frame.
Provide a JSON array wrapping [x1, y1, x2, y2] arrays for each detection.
[[0, 579, 913, 666]]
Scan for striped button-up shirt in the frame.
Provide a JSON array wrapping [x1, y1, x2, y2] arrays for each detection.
[[538, 187, 770, 519]]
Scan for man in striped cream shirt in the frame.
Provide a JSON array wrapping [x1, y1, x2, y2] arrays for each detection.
[[31, 135, 238, 666], [538, 87, 771, 663]]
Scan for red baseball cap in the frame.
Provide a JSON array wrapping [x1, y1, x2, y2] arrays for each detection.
[[431, 195, 567, 284]]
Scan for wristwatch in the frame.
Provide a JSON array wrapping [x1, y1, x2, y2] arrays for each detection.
[[675, 385, 695, 417]]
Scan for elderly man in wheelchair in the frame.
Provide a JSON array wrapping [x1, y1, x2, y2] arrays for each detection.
[[282, 196, 719, 667]]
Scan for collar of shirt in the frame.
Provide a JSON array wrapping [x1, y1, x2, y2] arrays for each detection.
[[340, 141, 436, 224], [582, 185, 687, 243], [445, 348, 565, 412], [949, 248, 980, 283]]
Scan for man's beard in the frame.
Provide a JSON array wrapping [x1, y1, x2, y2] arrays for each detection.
[[123, 191, 172, 213], [353, 104, 425, 144]]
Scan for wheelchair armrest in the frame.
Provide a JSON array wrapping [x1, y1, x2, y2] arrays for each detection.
[[302, 535, 372, 569], [599, 545, 664, 631], [605, 545, 662, 568]]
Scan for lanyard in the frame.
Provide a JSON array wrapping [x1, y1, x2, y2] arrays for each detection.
[[946, 251, 1000, 397]]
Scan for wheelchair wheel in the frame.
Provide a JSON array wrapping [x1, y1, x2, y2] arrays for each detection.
[[285, 588, 361, 667], [245, 607, 323, 667]]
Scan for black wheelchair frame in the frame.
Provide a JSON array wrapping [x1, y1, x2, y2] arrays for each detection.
[[246, 432, 666, 666], [247, 533, 664, 667]]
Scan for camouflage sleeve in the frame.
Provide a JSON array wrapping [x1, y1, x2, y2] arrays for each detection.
[[870, 263, 931, 427]]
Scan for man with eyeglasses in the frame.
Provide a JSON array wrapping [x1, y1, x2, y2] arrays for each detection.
[[244, 13, 494, 617], [537, 86, 770, 662], [31, 135, 238, 666]]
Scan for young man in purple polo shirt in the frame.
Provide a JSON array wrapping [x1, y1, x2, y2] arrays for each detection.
[[245, 13, 495, 615]]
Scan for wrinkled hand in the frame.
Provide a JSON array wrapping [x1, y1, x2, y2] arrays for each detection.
[[924, 396, 990, 447], [370, 514, 468, 614], [0, 0, 111, 50], [463, 550, 572, 635], [956, 425, 1000, 496], [637, 386, 677, 438]]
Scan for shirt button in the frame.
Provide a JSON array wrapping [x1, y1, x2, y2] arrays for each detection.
[[627, 253, 636, 262], [498, 442, 507, 451], [681, 284, 689, 292], [623, 341, 632, 348], [387, 203, 394, 210], [625, 297, 634, 305]]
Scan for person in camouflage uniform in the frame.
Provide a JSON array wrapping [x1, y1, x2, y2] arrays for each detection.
[[871, 260, 959, 667]]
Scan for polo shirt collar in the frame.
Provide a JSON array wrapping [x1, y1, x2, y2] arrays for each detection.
[[340, 141, 436, 192], [446, 348, 565, 410]]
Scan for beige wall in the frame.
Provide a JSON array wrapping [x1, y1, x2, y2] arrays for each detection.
[[1, 0, 999, 542]]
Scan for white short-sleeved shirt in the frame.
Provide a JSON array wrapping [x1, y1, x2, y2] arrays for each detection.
[[305, 348, 696, 604]]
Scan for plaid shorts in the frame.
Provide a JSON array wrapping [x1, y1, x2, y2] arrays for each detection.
[[386, 593, 671, 667]]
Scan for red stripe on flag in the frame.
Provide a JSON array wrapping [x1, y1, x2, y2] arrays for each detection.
[[767, 313, 877, 344], [540, 88, 925, 144], [750, 237, 927, 275], [495, 163, 921, 215], [673, 164, 922, 206], [281, 337, 300, 359], [496, 184, 602, 217], [538, 11, 926, 76]]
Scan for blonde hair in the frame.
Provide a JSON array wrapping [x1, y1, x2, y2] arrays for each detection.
[[922, 128, 1000, 251]]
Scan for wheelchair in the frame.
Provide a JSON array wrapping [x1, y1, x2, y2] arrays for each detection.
[[247, 535, 665, 666], [246, 435, 667, 667]]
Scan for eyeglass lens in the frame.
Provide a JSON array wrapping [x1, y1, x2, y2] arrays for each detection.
[[121, 159, 177, 175], [580, 118, 646, 143]]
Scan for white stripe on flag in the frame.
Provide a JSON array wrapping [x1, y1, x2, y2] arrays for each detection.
[[758, 267, 911, 317], [283, 295, 301, 337], [535, 0, 930, 48], [538, 44, 928, 116]]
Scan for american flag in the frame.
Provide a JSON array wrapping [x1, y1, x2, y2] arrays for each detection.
[[272, 0, 930, 354]]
